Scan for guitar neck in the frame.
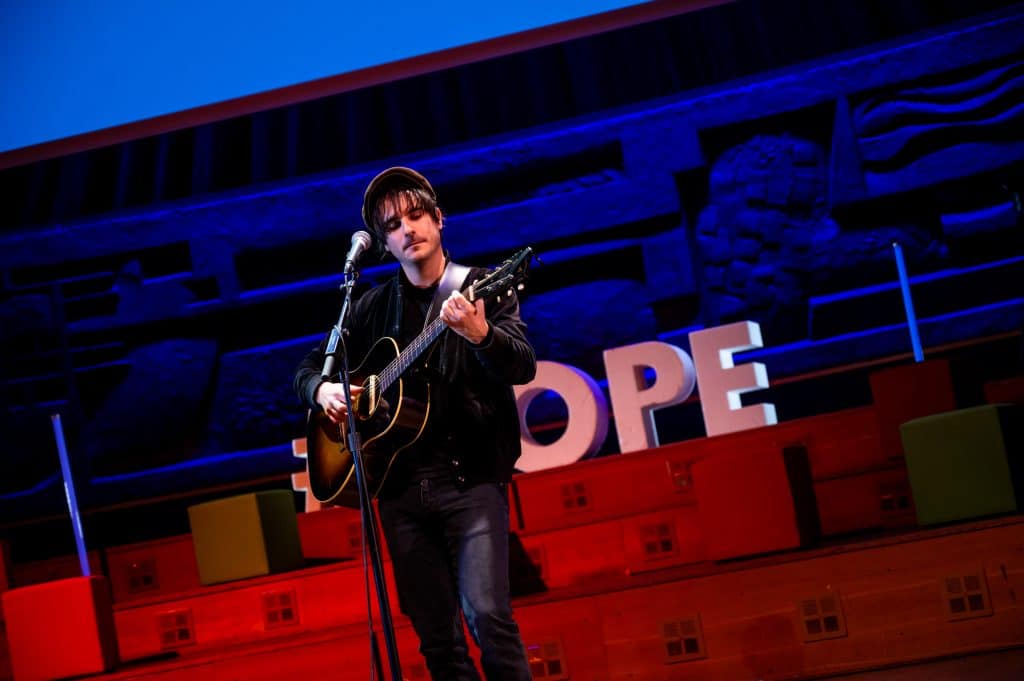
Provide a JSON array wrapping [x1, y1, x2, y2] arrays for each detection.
[[378, 315, 447, 391]]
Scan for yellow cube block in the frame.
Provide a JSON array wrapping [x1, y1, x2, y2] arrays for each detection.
[[188, 490, 303, 585]]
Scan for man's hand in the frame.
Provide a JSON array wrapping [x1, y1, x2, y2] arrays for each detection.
[[316, 381, 363, 424], [441, 291, 489, 344]]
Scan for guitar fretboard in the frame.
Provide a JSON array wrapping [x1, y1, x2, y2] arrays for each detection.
[[366, 247, 528, 391], [377, 315, 447, 392]]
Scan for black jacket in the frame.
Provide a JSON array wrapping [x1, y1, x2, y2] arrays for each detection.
[[293, 264, 536, 488]]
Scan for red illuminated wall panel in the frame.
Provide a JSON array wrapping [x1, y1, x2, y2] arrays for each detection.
[[622, 508, 708, 575], [34, 517, 1022, 680], [512, 407, 889, 539], [113, 560, 402, 662], [517, 598, 608, 681], [693, 445, 818, 561], [593, 520, 1024, 679], [870, 359, 957, 459], [519, 520, 629, 589], [793, 408, 885, 479], [516, 506, 708, 589], [815, 467, 915, 536], [105, 535, 201, 603], [511, 448, 700, 534], [3, 576, 119, 681], [296, 506, 363, 560]]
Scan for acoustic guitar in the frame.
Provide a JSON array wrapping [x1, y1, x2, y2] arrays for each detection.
[[304, 247, 533, 507]]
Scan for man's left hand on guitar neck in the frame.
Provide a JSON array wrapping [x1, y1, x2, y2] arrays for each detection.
[[440, 290, 490, 345]]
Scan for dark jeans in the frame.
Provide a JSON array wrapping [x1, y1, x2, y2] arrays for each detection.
[[378, 477, 531, 681]]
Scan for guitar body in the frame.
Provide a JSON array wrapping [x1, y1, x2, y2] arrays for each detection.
[[302, 246, 533, 507], [305, 337, 430, 507]]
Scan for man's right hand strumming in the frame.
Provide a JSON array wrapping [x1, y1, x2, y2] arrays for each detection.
[[316, 382, 363, 424]]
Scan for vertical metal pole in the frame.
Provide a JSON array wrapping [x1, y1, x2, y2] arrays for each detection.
[[892, 242, 925, 362], [50, 414, 90, 577]]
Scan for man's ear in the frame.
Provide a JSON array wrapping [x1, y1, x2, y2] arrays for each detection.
[[435, 207, 444, 228]]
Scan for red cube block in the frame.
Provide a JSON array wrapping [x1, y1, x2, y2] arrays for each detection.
[[693, 444, 819, 561], [2, 576, 119, 681], [870, 359, 956, 459]]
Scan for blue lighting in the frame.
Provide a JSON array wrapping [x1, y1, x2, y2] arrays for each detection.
[[1, 0, 656, 154]]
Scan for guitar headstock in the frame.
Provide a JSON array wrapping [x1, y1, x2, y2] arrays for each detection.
[[466, 247, 533, 304]]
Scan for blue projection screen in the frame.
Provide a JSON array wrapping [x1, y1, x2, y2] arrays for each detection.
[[0, 0, 730, 167]]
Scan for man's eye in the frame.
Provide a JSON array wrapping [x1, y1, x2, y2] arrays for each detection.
[[408, 210, 423, 219]]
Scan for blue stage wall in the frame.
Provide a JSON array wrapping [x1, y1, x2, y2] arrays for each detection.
[[0, 1, 1022, 525]]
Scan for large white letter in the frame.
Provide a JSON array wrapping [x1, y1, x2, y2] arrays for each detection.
[[688, 321, 777, 437], [603, 341, 696, 453], [290, 437, 323, 513], [514, 361, 609, 472]]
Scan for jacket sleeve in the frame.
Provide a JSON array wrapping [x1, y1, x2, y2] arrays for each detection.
[[293, 333, 331, 410], [469, 290, 536, 385], [293, 288, 376, 410]]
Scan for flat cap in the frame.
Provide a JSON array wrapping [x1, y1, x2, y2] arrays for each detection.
[[362, 166, 436, 229]]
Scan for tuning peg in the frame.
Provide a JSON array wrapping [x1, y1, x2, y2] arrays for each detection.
[[496, 295, 502, 303], [517, 284, 525, 291]]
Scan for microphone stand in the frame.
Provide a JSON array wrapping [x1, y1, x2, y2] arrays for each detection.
[[321, 267, 402, 681]]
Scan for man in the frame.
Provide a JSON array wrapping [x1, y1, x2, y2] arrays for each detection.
[[293, 167, 536, 680]]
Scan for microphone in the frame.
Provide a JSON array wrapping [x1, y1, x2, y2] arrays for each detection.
[[344, 230, 373, 274]]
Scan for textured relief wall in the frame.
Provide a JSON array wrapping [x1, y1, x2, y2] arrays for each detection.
[[695, 134, 836, 340], [853, 59, 1024, 194], [0, 8, 1022, 521]]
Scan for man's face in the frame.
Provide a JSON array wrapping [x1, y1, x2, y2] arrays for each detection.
[[379, 193, 443, 268]]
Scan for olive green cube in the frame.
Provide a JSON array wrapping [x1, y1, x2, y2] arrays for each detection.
[[188, 490, 304, 585], [900, 404, 1023, 526]]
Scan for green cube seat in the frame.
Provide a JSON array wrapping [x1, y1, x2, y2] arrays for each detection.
[[900, 404, 1023, 526], [188, 490, 304, 585]]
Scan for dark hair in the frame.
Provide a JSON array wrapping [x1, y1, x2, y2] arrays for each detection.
[[367, 186, 440, 256]]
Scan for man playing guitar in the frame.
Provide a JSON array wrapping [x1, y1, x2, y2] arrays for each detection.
[[294, 167, 536, 680]]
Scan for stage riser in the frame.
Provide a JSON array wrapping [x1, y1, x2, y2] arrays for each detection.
[[52, 519, 1024, 681], [512, 406, 885, 534], [11, 511, 379, 607], [15, 407, 910, 607], [104, 536, 200, 603], [98, 467, 906, 602], [517, 507, 707, 588], [14, 395, 1024, 679], [112, 562, 403, 663], [816, 467, 915, 535], [693, 444, 819, 560], [589, 524, 1024, 679], [1, 576, 119, 681]]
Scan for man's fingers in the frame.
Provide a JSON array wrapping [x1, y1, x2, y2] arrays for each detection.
[[442, 293, 478, 322]]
